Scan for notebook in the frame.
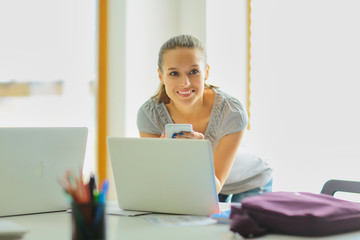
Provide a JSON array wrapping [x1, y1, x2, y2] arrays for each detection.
[[0, 127, 88, 217], [107, 137, 220, 216]]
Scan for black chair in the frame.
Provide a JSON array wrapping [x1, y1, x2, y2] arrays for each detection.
[[321, 179, 360, 196]]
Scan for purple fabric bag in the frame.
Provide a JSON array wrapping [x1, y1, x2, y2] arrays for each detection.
[[230, 191, 360, 238]]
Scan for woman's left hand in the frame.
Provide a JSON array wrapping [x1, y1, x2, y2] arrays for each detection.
[[172, 131, 204, 140]]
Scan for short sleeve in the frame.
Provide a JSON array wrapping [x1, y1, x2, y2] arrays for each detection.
[[136, 99, 165, 135], [219, 97, 248, 138]]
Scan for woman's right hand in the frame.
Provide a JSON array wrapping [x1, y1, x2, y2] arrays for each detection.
[[172, 131, 204, 140], [160, 131, 166, 138]]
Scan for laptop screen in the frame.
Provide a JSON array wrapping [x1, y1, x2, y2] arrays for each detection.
[[107, 137, 219, 216], [0, 127, 88, 217]]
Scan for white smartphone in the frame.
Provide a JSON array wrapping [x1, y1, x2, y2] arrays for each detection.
[[165, 124, 193, 138]]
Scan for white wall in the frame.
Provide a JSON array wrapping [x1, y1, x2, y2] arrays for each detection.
[[108, 0, 127, 138], [248, 0, 360, 193], [179, 0, 207, 44], [206, 0, 248, 105]]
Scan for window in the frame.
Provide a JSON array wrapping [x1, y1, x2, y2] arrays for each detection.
[[0, 0, 97, 176]]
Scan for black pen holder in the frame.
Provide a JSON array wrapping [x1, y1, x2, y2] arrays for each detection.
[[71, 202, 106, 240]]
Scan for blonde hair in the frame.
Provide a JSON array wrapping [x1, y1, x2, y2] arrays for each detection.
[[153, 34, 214, 103]]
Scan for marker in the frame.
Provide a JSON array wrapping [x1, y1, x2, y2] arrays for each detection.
[[99, 180, 109, 203], [89, 173, 96, 203]]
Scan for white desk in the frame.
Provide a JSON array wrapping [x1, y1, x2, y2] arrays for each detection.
[[5, 211, 360, 240]]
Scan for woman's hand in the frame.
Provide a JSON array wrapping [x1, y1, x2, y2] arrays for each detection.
[[172, 131, 204, 140], [160, 131, 166, 138]]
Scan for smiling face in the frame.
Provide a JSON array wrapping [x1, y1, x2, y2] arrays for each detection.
[[158, 47, 209, 108]]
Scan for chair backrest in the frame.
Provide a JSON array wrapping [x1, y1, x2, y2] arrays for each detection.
[[321, 179, 360, 196]]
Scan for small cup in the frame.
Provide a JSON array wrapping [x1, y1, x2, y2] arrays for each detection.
[[71, 202, 106, 240]]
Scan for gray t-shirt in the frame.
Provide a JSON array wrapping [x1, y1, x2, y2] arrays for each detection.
[[137, 87, 272, 194]]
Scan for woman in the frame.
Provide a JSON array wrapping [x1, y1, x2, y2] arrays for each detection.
[[137, 34, 272, 202]]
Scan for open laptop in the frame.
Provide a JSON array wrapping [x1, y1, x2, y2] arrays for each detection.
[[107, 137, 220, 216], [0, 127, 88, 217]]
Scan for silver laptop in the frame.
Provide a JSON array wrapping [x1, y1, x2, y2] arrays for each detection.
[[107, 137, 219, 216], [0, 127, 88, 217]]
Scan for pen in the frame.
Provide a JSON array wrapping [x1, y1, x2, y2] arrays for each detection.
[[89, 173, 96, 203], [93, 180, 109, 227], [99, 180, 109, 204]]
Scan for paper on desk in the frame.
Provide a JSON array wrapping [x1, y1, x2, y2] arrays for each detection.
[[144, 215, 217, 226], [105, 201, 152, 217], [106, 207, 152, 217], [0, 220, 28, 240], [143, 203, 238, 226]]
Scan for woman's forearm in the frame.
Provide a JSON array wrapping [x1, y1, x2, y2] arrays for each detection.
[[215, 176, 222, 194]]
